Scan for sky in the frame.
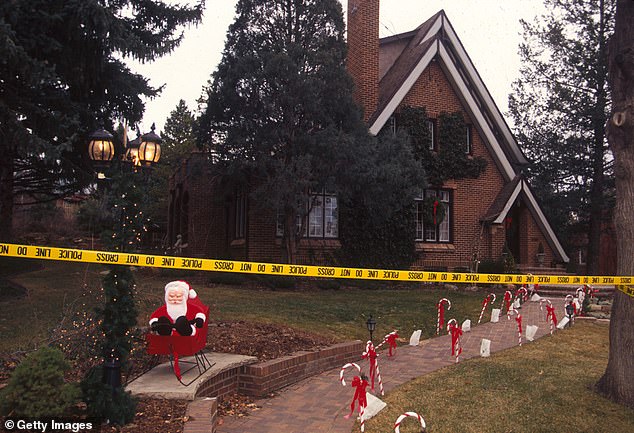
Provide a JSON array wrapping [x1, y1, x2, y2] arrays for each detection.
[[130, 0, 547, 134]]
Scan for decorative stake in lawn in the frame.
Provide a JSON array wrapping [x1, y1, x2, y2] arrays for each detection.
[[545, 300, 558, 335], [477, 293, 496, 324], [539, 298, 546, 320], [510, 307, 523, 346], [436, 298, 451, 334], [343, 373, 369, 432], [447, 318, 463, 363], [377, 330, 399, 356], [361, 341, 384, 396], [576, 287, 586, 315], [394, 411, 427, 433], [502, 290, 513, 319], [340, 362, 361, 387], [514, 287, 528, 306]]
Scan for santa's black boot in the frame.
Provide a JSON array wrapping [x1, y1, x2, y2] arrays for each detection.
[[174, 316, 193, 336]]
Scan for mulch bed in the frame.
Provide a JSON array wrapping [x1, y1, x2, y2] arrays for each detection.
[[0, 319, 336, 432]]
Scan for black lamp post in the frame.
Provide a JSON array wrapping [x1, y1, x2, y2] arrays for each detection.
[[86, 122, 162, 390], [366, 315, 376, 342]]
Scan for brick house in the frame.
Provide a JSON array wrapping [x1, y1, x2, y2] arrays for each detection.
[[168, 3, 569, 271]]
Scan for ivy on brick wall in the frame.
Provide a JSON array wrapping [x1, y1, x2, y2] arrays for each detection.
[[397, 106, 488, 185]]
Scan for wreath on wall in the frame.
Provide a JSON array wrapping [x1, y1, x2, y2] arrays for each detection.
[[421, 196, 446, 226]]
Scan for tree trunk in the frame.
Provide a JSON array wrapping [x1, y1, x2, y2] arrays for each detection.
[[0, 157, 15, 242], [597, 0, 634, 409]]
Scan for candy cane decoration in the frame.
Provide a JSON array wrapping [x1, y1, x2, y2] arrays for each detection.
[[545, 300, 557, 335], [377, 330, 399, 356], [564, 294, 575, 316], [447, 318, 463, 363], [501, 290, 512, 319], [345, 375, 369, 432], [340, 362, 361, 387], [361, 341, 384, 395], [436, 298, 451, 335], [477, 293, 496, 324], [510, 307, 522, 346], [394, 411, 426, 433], [515, 287, 528, 304]]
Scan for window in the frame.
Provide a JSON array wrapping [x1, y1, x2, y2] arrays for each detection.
[[465, 125, 472, 154], [415, 189, 451, 242], [276, 191, 338, 239], [235, 187, 247, 239], [427, 119, 436, 150], [388, 115, 397, 136]]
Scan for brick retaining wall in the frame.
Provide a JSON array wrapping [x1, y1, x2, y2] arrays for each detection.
[[237, 340, 363, 398]]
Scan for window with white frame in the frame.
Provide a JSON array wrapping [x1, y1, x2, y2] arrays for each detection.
[[427, 119, 436, 150], [465, 124, 472, 154], [276, 191, 338, 239], [415, 189, 451, 242]]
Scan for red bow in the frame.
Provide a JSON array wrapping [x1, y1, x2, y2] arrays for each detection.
[[546, 304, 558, 326], [385, 333, 398, 356], [362, 343, 378, 391], [448, 323, 463, 356], [503, 291, 512, 313], [515, 313, 523, 334], [350, 376, 368, 412]]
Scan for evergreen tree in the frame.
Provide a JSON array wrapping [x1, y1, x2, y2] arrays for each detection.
[[198, 0, 371, 263], [0, 0, 204, 241], [145, 100, 197, 231], [508, 0, 615, 273], [597, 0, 634, 409], [337, 130, 426, 269]]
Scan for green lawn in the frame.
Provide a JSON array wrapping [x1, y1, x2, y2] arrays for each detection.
[[360, 320, 633, 433], [0, 259, 489, 353]]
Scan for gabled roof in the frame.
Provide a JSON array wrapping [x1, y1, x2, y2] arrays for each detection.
[[482, 176, 570, 263], [368, 11, 568, 263], [369, 10, 528, 181]]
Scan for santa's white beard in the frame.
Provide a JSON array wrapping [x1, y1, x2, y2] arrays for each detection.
[[166, 302, 187, 321]]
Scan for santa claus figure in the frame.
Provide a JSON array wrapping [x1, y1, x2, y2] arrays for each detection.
[[149, 280, 206, 337]]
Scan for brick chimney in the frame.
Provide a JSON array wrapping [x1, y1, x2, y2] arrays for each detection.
[[347, 0, 380, 123]]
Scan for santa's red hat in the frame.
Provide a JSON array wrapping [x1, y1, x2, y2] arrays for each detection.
[[164, 280, 197, 302]]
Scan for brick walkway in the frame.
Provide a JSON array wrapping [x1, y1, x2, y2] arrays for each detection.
[[218, 298, 564, 433]]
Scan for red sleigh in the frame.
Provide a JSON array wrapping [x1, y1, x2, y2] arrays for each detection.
[[146, 297, 215, 386]]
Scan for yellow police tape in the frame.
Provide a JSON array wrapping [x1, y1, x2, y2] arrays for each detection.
[[1, 242, 633, 287], [616, 285, 634, 297]]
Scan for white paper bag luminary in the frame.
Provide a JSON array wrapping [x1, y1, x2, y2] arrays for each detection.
[[362, 393, 387, 420], [461, 319, 471, 332], [556, 316, 570, 330], [525, 325, 538, 341], [409, 330, 422, 346], [480, 338, 491, 357], [513, 299, 521, 309], [491, 308, 501, 323], [530, 294, 542, 302]]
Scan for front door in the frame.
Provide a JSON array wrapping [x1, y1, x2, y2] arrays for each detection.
[[505, 202, 521, 264]]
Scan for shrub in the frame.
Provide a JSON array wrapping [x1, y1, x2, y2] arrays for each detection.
[[81, 365, 137, 425], [0, 346, 80, 418]]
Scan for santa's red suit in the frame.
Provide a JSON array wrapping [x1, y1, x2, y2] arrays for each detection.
[[149, 280, 206, 337]]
